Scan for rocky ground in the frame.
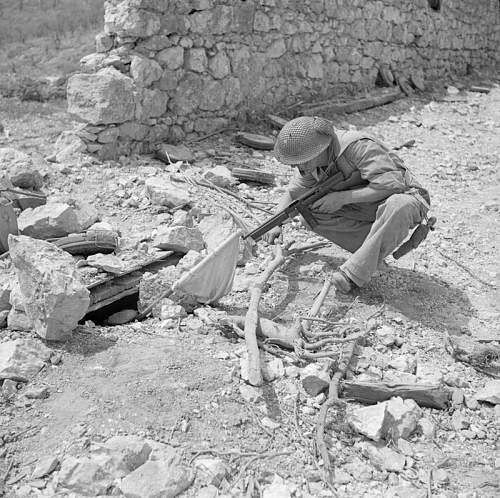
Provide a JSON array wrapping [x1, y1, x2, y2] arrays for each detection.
[[0, 73, 499, 498]]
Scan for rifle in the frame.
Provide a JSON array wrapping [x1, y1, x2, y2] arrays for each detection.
[[244, 170, 363, 242]]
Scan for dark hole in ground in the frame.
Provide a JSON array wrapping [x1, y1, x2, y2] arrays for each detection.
[[83, 292, 139, 325]]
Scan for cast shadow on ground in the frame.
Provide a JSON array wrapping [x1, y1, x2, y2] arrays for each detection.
[[230, 249, 475, 335], [49, 326, 118, 357]]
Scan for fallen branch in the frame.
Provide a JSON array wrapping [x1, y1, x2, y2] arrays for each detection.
[[302, 276, 333, 337], [315, 304, 384, 486], [244, 244, 288, 385], [437, 250, 496, 288], [189, 127, 237, 143], [315, 335, 361, 485]]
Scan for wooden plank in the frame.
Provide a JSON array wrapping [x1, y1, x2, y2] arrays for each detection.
[[302, 89, 402, 116], [341, 381, 451, 409]]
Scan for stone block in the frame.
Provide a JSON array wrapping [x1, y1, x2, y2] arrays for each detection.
[[95, 32, 114, 53], [67, 67, 136, 125], [104, 4, 160, 38], [157, 46, 184, 70], [136, 88, 168, 120], [208, 51, 231, 79], [186, 48, 208, 73], [8, 235, 90, 341], [130, 56, 163, 87]]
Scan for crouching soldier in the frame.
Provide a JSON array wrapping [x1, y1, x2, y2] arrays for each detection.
[[264, 116, 431, 293]]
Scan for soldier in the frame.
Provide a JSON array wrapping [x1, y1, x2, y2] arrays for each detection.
[[264, 116, 431, 292]]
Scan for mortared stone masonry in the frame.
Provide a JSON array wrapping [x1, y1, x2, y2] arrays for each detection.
[[66, 0, 500, 158]]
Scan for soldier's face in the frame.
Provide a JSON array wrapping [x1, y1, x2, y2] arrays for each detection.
[[296, 149, 329, 174]]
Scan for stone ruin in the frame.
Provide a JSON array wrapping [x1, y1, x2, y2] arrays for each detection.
[[66, 0, 500, 159]]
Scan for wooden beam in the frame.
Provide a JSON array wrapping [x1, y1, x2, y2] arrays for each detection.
[[341, 381, 451, 409]]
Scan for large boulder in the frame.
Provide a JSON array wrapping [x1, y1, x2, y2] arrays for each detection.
[[8, 235, 90, 341], [67, 67, 136, 125]]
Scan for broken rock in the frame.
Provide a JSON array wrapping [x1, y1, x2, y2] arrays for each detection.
[[86, 253, 124, 274], [0, 147, 43, 190], [155, 143, 194, 163], [0, 339, 51, 382], [17, 203, 82, 239], [55, 456, 114, 496], [119, 460, 194, 498], [476, 380, 500, 405], [7, 308, 33, 331], [32, 456, 59, 479], [385, 397, 422, 441], [8, 235, 90, 341], [359, 442, 406, 472], [145, 177, 191, 207], [194, 457, 227, 487], [202, 165, 234, 188], [348, 402, 389, 442], [153, 226, 204, 253]]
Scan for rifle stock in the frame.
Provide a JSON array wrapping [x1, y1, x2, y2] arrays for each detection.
[[245, 170, 363, 242]]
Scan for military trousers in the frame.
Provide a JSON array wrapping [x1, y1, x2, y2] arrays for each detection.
[[310, 193, 425, 287]]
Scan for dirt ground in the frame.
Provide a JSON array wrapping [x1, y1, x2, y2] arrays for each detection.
[[0, 73, 499, 498]]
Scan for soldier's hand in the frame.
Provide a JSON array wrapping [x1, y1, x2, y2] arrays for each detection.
[[261, 227, 282, 244]]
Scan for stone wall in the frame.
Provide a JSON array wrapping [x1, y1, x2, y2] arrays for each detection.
[[66, 0, 500, 158]]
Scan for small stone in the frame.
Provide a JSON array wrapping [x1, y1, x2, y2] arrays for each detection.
[[2, 379, 18, 397], [86, 253, 124, 274], [451, 411, 469, 431], [416, 361, 443, 384], [239, 384, 263, 403], [388, 356, 416, 373], [464, 396, 479, 410], [159, 299, 187, 321], [360, 442, 406, 472], [263, 474, 291, 498], [376, 325, 397, 347], [417, 417, 436, 441], [262, 357, 284, 382], [433, 468, 449, 485], [347, 402, 389, 441], [261, 417, 280, 430], [24, 386, 49, 399], [451, 388, 465, 407], [476, 380, 500, 405], [32, 456, 59, 478], [194, 457, 227, 487], [105, 309, 137, 325], [385, 397, 422, 441], [202, 165, 234, 188], [153, 226, 204, 253], [334, 468, 352, 484]]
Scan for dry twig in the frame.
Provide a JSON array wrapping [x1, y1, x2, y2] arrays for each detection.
[[244, 244, 289, 385]]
